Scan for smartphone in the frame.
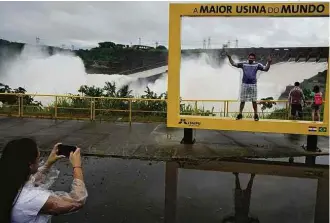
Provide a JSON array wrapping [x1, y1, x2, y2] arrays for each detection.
[[57, 144, 77, 157]]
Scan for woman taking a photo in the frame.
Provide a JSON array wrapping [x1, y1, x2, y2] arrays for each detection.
[[0, 138, 88, 223]]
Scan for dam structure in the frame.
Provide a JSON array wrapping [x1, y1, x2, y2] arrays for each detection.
[[121, 46, 328, 86]]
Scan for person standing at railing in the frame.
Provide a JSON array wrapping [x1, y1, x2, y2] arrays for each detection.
[[226, 52, 272, 121], [310, 85, 323, 121], [288, 82, 306, 120]]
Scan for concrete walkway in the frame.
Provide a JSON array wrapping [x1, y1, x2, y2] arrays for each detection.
[[0, 117, 328, 160]]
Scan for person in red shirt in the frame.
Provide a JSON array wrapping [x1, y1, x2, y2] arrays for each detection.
[[310, 85, 323, 121]]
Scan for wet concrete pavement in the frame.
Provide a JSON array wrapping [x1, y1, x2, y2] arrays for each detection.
[[1, 117, 329, 222], [0, 117, 328, 160], [48, 156, 328, 223]]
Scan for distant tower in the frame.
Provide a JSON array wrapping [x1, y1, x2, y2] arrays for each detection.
[[203, 39, 206, 49], [207, 37, 211, 49], [36, 37, 40, 45], [71, 45, 75, 50], [138, 38, 141, 45], [235, 38, 238, 48], [155, 41, 159, 48], [227, 40, 231, 48]]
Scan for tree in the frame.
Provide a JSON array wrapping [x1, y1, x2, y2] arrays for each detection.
[[0, 83, 41, 107], [156, 45, 167, 50], [303, 88, 312, 100], [116, 85, 133, 98], [78, 85, 104, 97], [103, 82, 117, 97], [98, 42, 116, 48], [258, 97, 276, 118]]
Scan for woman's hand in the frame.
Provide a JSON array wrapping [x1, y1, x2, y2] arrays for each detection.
[[45, 143, 65, 167], [70, 148, 84, 182], [69, 148, 82, 167]]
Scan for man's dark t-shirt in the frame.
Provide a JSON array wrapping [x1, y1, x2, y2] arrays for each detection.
[[289, 87, 304, 105], [237, 62, 266, 84]]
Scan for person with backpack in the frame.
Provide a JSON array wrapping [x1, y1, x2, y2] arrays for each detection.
[[310, 85, 323, 121], [288, 82, 305, 120]]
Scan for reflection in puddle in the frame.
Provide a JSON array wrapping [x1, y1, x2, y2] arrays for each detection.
[[224, 173, 257, 223], [47, 155, 328, 223], [170, 158, 329, 223]]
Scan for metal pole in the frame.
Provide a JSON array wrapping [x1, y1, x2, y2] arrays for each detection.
[[93, 98, 96, 120], [223, 101, 226, 117], [90, 98, 93, 121], [129, 100, 132, 126], [286, 101, 289, 120], [181, 128, 195, 144], [18, 95, 21, 117], [54, 96, 58, 119], [20, 96, 24, 117], [194, 101, 197, 115]]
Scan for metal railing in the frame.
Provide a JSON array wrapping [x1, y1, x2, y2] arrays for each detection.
[[180, 99, 325, 120], [0, 93, 167, 123], [0, 93, 325, 124]]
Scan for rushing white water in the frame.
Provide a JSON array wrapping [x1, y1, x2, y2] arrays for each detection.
[[0, 45, 87, 95], [0, 45, 327, 114]]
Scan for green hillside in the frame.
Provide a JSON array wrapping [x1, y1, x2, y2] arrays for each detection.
[[0, 39, 168, 75]]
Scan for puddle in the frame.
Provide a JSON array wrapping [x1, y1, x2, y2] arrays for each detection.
[[250, 155, 329, 165], [46, 155, 328, 223]]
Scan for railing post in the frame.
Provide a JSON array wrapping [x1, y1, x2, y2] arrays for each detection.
[[20, 95, 24, 117], [129, 99, 132, 126], [54, 96, 58, 119], [194, 101, 198, 115], [223, 101, 226, 117], [226, 101, 229, 117], [17, 94, 21, 117], [93, 98, 96, 121], [90, 98, 94, 121], [285, 101, 289, 119]]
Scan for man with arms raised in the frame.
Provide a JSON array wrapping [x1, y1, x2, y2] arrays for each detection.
[[226, 52, 272, 121]]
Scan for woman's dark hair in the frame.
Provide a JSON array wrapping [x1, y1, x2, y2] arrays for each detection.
[[248, 53, 256, 58], [313, 85, 320, 93], [0, 138, 39, 222]]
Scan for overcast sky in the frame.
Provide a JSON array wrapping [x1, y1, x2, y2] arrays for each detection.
[[0, 1, 328, 49]]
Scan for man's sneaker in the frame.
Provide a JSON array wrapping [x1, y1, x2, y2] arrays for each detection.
[[254, 114, 259, 121], [236, 114, 243, 120]]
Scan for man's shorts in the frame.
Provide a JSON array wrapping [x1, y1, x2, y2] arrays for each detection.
[[291, 104, 303, 118], [240, 83, 257, 102]]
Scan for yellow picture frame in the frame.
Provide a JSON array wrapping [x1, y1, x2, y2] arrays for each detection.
[[167, 2, 329, 136]]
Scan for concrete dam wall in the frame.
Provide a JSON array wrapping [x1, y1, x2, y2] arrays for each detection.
[[88, 46, 328, 75]]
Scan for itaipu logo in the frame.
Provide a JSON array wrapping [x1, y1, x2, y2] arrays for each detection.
[[178, 119, 201, 126]]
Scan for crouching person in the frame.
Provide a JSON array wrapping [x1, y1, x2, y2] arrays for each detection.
[[0, 138, 88, 223]]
